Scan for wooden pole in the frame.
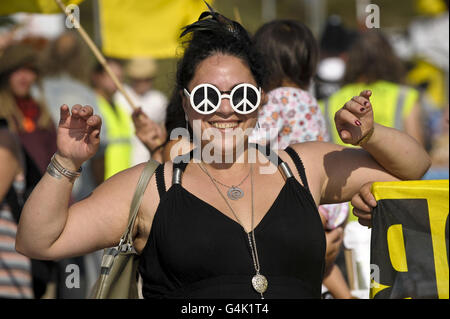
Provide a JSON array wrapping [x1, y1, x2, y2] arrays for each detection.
[[54, 0, 165, 150], [54, 0, 138, 111]]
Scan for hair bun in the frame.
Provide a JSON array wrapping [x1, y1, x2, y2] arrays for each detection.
[[180, 2, 245, 41]]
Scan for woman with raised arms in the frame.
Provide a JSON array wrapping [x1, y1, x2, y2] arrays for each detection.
[[16, 8, 430, 299]]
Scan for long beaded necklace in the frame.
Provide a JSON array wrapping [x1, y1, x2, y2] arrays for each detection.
[[198, 163, 268, 298]]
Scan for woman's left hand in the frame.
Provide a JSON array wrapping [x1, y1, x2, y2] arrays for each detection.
[[351, 181, 377, 227], [334, 90, 374, 145]]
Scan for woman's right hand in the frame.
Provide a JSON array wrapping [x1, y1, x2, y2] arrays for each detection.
[[132, 107, 166, 152], [56, 104, 102, 170]]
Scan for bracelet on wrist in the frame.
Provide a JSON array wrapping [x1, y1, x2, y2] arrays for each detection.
[[46, 154, 82, 183], [353, 126, 375, 146]]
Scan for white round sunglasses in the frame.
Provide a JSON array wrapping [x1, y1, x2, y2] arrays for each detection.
[[183, 83, 261, 115]]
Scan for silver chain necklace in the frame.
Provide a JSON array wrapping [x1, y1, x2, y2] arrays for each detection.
[[198, 165, 250, 200], [198, 163, 268, 298]]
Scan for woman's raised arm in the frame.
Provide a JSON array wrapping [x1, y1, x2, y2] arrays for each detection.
[[15, 105, 156, 260], [291, 90, 431, 206]]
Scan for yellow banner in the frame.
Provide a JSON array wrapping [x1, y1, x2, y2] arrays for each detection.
[[99, 0, 210, 59], [0, 0, 83, 15], [370, 180, 449, 299]]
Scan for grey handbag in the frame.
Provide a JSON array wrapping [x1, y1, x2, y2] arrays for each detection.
[[89, 159, 159, 299]]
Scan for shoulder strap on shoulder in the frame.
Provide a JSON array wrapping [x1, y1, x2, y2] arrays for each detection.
[[250, 143, 282, 166], [155, 163, 166, 198], [172, 148, 195, 185], [121, 159, 160, 247], [283, 146, 310, 191]]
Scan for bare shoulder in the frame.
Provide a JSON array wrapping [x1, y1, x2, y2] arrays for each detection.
[[90, 162, 151, 200], [68, 162, 160, 251], [80, 162, 151, 209]]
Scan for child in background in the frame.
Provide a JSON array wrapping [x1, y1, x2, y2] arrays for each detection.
[[250, 19, 353, 298]]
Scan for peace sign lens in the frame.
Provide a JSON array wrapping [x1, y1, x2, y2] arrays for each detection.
[[184, 83, 261, 115]]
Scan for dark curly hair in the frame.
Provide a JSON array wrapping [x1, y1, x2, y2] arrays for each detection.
[[165, 5, 266, 140]]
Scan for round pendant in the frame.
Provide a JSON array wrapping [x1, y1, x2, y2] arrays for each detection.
[[251, 274, 268, 294], [227, 186, 244, 200]]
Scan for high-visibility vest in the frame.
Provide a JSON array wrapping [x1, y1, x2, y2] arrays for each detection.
[[320, 81, 419, 147], [97, 95, 132, 180]]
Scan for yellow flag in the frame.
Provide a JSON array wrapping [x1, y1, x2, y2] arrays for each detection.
[[0, 0, 83, 15], [99, 0, 211, 59], [370, 180, 449, 299]]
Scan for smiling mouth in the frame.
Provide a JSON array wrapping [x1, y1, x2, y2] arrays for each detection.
[[209, 121, 240, 129]]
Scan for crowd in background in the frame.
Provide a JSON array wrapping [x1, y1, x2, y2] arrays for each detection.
[[0, 0, 448, 299]]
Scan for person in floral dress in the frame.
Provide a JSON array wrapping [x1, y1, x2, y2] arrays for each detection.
[[250, 19, 353, 298]]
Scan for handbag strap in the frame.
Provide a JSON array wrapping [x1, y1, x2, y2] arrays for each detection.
[[119, 159, 160, 250]]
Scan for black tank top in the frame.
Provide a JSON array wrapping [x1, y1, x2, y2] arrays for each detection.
[[138, 146, 326, 299]]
